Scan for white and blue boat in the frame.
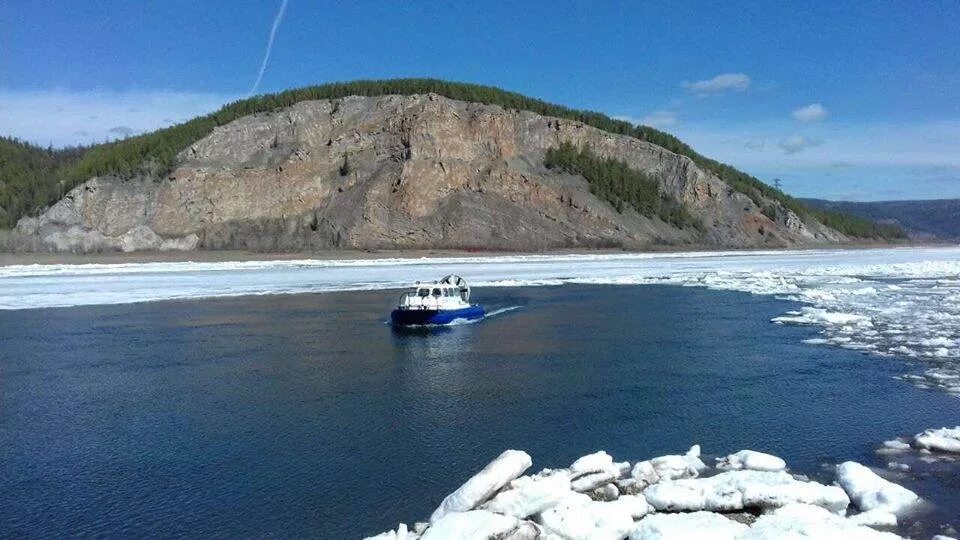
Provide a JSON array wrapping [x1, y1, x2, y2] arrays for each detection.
[[391, 275, 485, 326]]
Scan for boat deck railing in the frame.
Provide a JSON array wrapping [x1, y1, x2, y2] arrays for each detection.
[[397, 291, 468, 310]]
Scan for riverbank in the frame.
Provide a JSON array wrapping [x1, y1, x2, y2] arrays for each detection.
[[0, 240, 940, 267], [367, 429, 960, 539]]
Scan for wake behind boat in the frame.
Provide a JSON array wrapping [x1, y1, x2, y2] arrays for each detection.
[[390, 275, 485, 326]]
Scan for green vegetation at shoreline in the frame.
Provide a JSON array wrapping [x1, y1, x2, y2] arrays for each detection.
[[0, 137, 88, 229], [0, 78, 904, 239], [808, 207, 906, 240], [545, 142, 702, 231]]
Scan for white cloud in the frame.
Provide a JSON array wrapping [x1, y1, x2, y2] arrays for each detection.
[[682, 73, 751, 95], [639, 110, 678, 128], [107, 126, 135, 138], [614, 110, 679, 129], [792, 103, 827, 122], [670, 120, 960, 200], [779, 135, 823, 154], [672, 119, 960, 169], [0, 89, 237, 147]]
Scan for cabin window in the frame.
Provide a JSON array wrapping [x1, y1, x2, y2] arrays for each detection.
[[418, 289, 429, 298], [432, 288, 442, 297]]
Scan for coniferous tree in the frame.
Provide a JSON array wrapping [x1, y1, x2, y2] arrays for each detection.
[[544, 142, 702, 231]]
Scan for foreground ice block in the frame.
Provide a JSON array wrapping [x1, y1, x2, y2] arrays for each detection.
[[570, 450, 617, 475], [847, 509, 898, 529], [741, 503, 902, 539], [630, 511, 748, 540], [876, 440, 912, 454], [536, 492, 634, 540], [363, 523, 409, 540], [835, 461, 920, 515], [429, 450, 532, 523], [482, 471, 571, 518], [631, 445, 707, 486], [571, 470, 620, 492], [420, 510, 520, 539], [609, 494, 653, 519], [569, 450, 625, 493], [643, 469, 849, 514], [716, 450, 787, 472], [913, 427, 960, 453]]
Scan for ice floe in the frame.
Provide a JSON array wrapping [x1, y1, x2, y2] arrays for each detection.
[[429, 449, 531, 523], [609, 494, 653, 520], [538, 492, 635, 540], [420, 510, 521, 539], [482, 471, 571, 518], [630, 511, 748, 539], [643, 469, 849, 514], [716, 450, 787, 472], [366, 444, 929, 539], [570, 450, 617, 475], [630, 445, 706, 485], [835, 461, 920, 515], [365, 522, 410, 540], [847, 509, 899, 529], [588, 483, 621, 502], [913, 427, 960, 453], [877, 439, 912, 454], [571, 470, 620, 493], [743, 503, 901, 539]]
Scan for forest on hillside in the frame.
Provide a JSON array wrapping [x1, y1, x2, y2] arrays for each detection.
[[0, 137, 88, 229], [544, 142, 701, 231], [804, 198, 959, 240]]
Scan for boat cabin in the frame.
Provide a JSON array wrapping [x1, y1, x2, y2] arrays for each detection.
[[390, 274, 484, 325], [397, 283, 470, 310]]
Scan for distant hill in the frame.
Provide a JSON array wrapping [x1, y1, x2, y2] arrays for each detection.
[[802, 198, 960, 241], [0, 80, 906, 252]]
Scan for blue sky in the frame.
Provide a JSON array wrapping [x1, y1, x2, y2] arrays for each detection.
[[2, 0, 958, 201]]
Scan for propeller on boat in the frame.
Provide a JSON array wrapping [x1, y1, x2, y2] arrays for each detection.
[[439, 274, 470, 302]]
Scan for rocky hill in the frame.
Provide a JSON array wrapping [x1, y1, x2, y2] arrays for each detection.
[[803, 198, 960, 241], [0, 81, 901, 253]]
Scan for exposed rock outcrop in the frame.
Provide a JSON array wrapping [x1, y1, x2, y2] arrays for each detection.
[[8, 94, 846, 253]]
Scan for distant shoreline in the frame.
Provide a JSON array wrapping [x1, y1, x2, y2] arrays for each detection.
[[0, 241, 949, 267]]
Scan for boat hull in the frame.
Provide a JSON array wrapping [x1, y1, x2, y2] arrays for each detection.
[[391, 305, 485, 326]]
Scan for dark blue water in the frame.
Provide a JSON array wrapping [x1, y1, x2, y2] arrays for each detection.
[[2, 285, 958, 538]]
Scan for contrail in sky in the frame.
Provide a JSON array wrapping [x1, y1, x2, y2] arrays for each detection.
[[248, 0, 289, 97]]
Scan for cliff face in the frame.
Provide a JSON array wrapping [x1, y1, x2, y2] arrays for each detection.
[[11, 94, 845, 252]]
